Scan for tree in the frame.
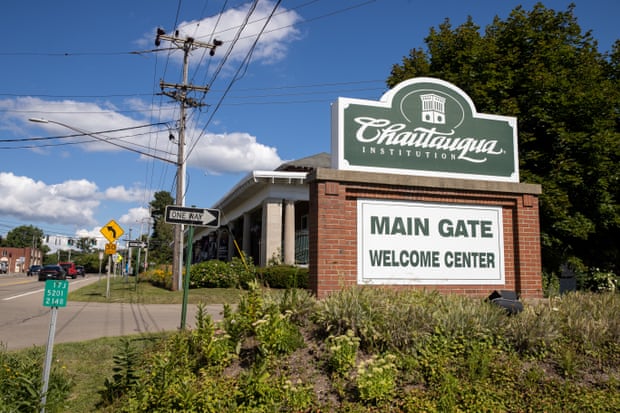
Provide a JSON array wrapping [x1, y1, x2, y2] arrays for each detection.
[[148, 191, 174, 264], [2, 225, 44, 249], [388, 3, 619, 274], [77, 237, 97, 253]]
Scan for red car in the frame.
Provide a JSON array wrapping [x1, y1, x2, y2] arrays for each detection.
[[58, 262, 78, 279]]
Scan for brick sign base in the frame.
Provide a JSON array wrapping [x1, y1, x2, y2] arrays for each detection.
[[308, 168, 543, 300]]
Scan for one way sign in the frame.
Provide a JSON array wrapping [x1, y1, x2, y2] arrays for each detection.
[[164, 205, 220, 228]]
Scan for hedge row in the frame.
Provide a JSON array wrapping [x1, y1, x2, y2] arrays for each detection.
[[188, 258, 308, 290]]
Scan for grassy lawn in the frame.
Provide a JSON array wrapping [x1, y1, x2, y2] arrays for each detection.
[[56, 334, 168, 413], [68, 276, 243, 305]]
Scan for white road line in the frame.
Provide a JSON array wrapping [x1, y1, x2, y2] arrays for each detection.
[[2, 288, 45, 300], [2, 278, 91, 301]]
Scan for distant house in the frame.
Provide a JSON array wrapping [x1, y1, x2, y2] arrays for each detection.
[[1, 247, 42, 273], [190, 153, 331, 267]]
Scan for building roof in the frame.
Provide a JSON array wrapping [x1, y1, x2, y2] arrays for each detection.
[[211, 153, 331, 216], [276, 152, 331, 172]]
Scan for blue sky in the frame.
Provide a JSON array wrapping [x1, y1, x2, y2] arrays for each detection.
[[0, 0, 617, 245]]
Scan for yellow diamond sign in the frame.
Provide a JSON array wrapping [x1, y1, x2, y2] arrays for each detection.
[[100, 219, 124, 243]]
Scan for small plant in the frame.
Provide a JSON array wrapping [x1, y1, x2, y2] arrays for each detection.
[[98, 338, 140, 406], [325, 330, 360, 377], [355, 354, 398, 405], [0, 344, 72, 413], [282, 378, 315, 411], [253, 309, 305, 361]]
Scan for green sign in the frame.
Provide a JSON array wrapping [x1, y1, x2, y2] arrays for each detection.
[[43, 280, 69, 307], [332, 77, 519, 182]]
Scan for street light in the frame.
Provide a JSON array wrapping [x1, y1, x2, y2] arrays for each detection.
[[28, 118, 178, 165]]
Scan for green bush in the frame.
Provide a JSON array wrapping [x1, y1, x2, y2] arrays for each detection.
[[577, 267, 618, 292], [142, 265, 173, 289], [229, 254, 257, 289], [257, 265, 309, 289], [190, 259, 238, 288], [355, 354, 398, 406], [0, 344, 73, 413]]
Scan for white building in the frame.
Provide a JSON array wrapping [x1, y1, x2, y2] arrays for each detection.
[[189, 153, 330, 267]]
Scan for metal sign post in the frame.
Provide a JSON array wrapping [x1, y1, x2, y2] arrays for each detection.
[[164, 205, 220, 329], [180, 225, 194, 329], [40, 280, 68, 413]]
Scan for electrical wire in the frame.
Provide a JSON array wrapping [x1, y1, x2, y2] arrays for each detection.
[[186, 0, 283, 161]]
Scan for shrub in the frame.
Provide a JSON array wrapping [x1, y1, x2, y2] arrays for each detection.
[[190, 259, 238, 288], [325, 330, 360, 377], [229, 254, 257, 289], [257, 265, 309, 289], [253, 309, 305, 361], [0, 344, 72, 413], [577, 267, 618, 292], [143, 265, 173, 289], [355, 354, 398, 405]]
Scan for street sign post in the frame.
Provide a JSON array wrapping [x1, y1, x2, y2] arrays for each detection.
[[41, 279, 69, 411], [165, 205, 220, 227], [128, 240, 147, 248], [164, 205, 220, 330], [100, 220, 123, 301]]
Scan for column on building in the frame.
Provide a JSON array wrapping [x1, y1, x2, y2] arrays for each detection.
[[260, 199, 283, 266], [283, 200, 295, 265]]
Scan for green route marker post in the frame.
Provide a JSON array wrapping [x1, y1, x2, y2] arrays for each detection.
[[40, 279, 69, 413]]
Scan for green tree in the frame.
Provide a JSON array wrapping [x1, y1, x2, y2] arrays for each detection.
[[2, 225, 44, 248], [388, 3, 619, 274], [77, 237, 97, 253], [148, 191, 174, 264]]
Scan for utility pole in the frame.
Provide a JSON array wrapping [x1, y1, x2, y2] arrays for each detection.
[[155, 28, 222, 291]]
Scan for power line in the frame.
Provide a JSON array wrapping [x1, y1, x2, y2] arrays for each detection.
[[0, 122, 167, 142]]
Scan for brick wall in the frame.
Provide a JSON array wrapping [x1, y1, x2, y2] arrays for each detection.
[[308, 168, 543, 299]]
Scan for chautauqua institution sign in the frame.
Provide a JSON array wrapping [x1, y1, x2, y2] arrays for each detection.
[[307, 77, 543, 299], [332, 77, 519, 182]]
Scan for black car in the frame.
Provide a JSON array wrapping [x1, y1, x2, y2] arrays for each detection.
[[27, 265, 42, 277], [38, 265, 67, 282], [76, 265, 85, 277]]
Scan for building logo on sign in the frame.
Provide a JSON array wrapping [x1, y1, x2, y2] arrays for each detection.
[[331, 77, 519, 182]]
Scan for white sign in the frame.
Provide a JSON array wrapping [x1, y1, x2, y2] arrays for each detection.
[[165, 205, 220, 227], [357, 199, 505, 285]]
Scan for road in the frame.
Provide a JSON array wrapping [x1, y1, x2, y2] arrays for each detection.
[[0, 273, 223, 351]]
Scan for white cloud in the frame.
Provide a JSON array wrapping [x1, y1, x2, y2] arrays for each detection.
[[0, 172, 99, 227], [156, 0, 302, 67], [104, 186, 153, 203], [13, 96, 284, 175], [119, 207, 152, 227], [0, 172, 156, 230], [188, 132, 282, 173]]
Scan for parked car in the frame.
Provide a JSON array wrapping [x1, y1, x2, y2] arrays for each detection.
[[38, 264, 67, 281], [0, 262, 7, 274], [76, 265, 85, 277], [27, 265, 42, 277], [58, 262, 78, 279]]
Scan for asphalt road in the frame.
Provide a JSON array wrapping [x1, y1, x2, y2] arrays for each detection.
[[0, 273, 224, 351]]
